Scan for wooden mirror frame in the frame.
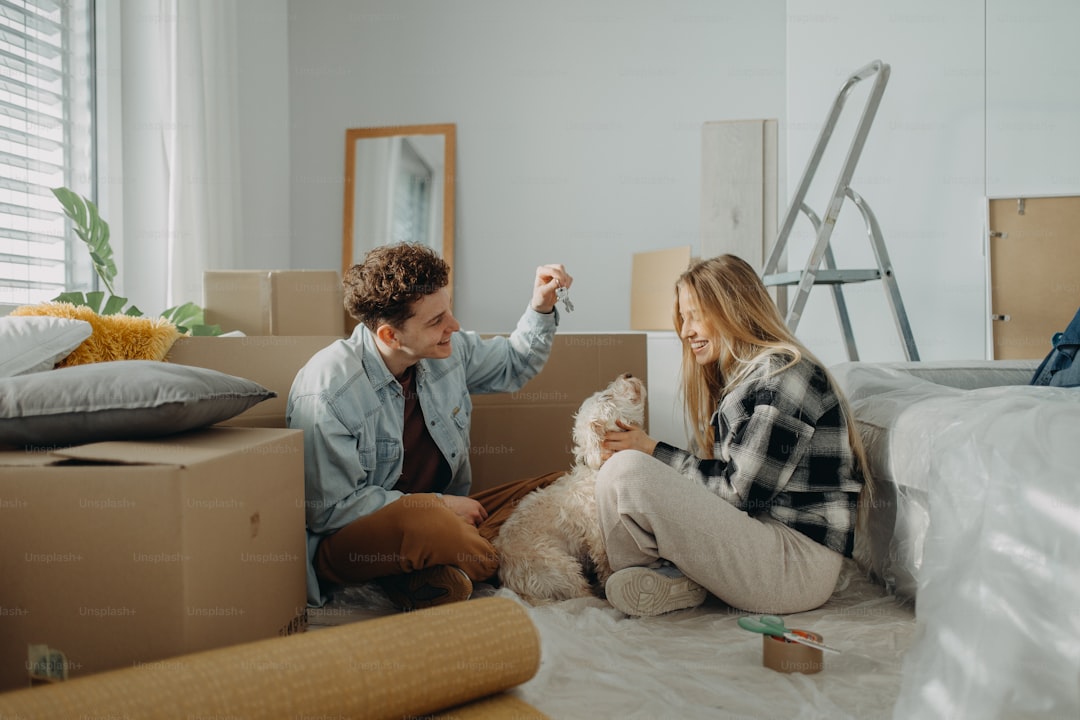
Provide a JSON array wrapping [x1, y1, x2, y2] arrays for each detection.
[[341, 123, 456, 291]]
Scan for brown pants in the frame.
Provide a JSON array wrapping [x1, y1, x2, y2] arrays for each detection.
[[314, 472, 564, 590]]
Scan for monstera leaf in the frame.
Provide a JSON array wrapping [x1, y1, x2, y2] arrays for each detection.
[[160, 301, 221, 336], [52, 289, 142, 317], [50, 187, 222, 335], [52, 187, 118, 294]]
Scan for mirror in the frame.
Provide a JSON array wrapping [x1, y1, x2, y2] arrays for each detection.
[[342, 124, 456, 289]]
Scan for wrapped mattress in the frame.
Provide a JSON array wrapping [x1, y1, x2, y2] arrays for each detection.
[[831, 360, 1038, 599], [833, 360, 1080, 718]]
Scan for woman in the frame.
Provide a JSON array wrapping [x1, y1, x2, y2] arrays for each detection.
[[598, 254, 868, 616]]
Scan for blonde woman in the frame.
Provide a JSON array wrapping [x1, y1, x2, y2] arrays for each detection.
[[598, 254, 868, 616]]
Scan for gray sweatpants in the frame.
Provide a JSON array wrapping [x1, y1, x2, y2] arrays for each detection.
[[595, 450, 843, 614]]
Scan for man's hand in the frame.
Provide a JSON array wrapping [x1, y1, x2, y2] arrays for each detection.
[[531, 263, 573, 314], [441, 495, 488, 527], [602, 420, 659, 461]]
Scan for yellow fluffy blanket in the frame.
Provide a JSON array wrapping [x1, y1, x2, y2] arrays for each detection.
[[11, 302, 181, 367]]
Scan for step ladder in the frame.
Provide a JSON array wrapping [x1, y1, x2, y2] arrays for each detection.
[[763, 60, 919, 361]]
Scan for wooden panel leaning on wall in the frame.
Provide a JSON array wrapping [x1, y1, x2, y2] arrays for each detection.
[[988, 196, 1080, 360]]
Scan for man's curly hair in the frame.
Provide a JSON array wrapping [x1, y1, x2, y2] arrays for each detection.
[[344, 243, 450, 331]]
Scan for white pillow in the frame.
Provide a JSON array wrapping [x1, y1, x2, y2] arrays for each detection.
[[0, 315, 93, 377]]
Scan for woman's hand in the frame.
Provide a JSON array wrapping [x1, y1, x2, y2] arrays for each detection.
[[602, 420, 658, 461], [441, 495, 488, 527], [531, 263, 573, 314]]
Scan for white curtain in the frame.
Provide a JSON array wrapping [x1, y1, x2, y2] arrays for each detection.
[[120, 0, 242, 314]]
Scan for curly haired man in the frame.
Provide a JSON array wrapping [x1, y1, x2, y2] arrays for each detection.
[[287, 243, 572, 610]]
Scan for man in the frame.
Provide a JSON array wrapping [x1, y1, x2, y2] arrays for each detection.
[[287, 243, 572, 610]]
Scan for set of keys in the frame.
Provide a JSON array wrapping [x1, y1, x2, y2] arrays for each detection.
[[555, 286, 574, 313]]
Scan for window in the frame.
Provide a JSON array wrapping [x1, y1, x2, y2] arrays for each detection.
[[390, 137, 433, 247], [0, 0, 95, 307]]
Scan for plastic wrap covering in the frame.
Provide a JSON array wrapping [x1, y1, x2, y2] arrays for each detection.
[[319, 560, 917, 719], [833, 359, 1039, 391], [831, 360, 1038, 599], [888, 383, 1080, 719]]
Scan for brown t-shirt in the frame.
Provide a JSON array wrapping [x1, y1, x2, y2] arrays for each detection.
[[392, 366, 452, 494]]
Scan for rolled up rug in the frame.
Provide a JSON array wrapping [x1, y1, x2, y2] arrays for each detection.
[[0, 597, 545, 719]]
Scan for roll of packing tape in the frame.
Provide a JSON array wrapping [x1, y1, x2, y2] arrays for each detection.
[[762, 629, 824, 674]]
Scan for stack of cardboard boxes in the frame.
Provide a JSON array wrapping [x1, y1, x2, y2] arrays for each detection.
[[190, 270, 649, 490], [0, 269, 647, 690], [0, 270, 341, 691]]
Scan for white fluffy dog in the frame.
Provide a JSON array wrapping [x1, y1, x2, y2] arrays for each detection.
[[495, 373, 646, 604]]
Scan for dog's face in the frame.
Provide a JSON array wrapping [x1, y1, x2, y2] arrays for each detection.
[[572, 374, 647, 470]]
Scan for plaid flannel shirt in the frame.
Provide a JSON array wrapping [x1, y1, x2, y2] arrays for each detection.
[[653, 353, 863, 556]]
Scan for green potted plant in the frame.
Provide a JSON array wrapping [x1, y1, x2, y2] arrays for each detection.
[[51, 187, 222, 335]]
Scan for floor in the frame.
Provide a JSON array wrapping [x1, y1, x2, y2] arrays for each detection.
[[307, 559, 917, 720]]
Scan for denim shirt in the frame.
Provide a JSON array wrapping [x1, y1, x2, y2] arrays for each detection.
[[287, 306, 558, 606]]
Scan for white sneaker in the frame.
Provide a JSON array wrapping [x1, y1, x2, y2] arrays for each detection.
[[605, 564, 706, 617]]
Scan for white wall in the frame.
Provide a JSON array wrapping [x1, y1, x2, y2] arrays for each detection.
[[986, 1, 1080, 196], [786, 1, 986, 364], [287, 0, 786, 332], [99, 1, 1080, 355], [786, 0, 1080, 364]]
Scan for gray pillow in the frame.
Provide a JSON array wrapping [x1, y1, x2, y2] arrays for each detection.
[[0, 360, 276, 447]]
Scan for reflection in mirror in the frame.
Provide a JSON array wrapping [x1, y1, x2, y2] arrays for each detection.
[[342, 124, 455, 290]]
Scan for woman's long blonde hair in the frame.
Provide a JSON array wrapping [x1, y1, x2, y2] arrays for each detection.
[[673, 255, 869, 492]]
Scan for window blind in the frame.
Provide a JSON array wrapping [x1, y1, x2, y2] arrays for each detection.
[[0, 0, 94, 307]]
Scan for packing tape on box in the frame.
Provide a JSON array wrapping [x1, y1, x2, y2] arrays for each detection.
[[762, 629, 825, 674]]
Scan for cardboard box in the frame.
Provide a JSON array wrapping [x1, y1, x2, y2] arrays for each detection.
[[166, 332, 648, 493], [0, 427, 307, 691], [203, 270, 345, 337], [164, 335, 341, 427], [630, 247, 692, 331], [469, 333, 648, 492]]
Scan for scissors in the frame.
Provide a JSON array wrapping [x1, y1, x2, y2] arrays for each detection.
[[737, 615, 840, 654]]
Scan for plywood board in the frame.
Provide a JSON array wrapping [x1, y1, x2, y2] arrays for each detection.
[[701, 119, 777, 264], [701, 119, 782, 307], [988, 196, 1080, 359]]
